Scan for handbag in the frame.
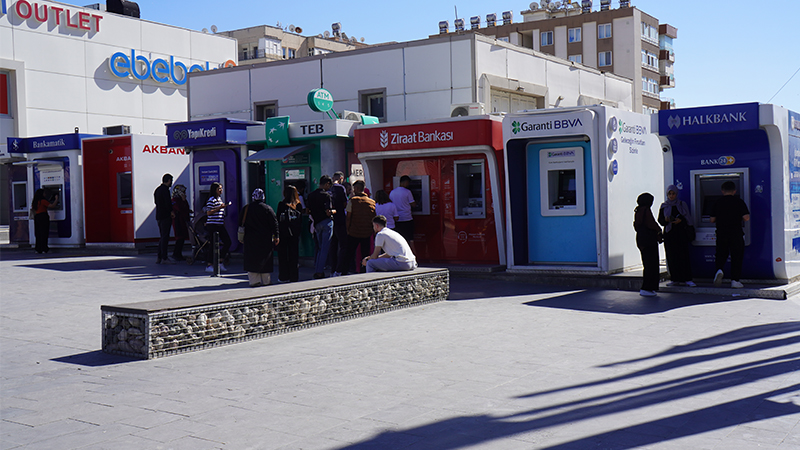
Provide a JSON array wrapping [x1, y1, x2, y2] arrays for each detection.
[[237, 205, 249, 243]]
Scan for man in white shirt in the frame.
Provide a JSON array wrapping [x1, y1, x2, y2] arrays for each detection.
[[389, 175, 417, 244], [362, 215, 417, 273]]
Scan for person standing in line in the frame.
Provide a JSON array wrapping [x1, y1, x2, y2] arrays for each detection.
[[170, 184, 191, 262], [31, 188, 58, 254], [203, 182, 232, 273], [307, 175, 336, 279], [277, 185, 303, 283], [343, 180, 376, 275], [389, 175, 417, 245], [154, 173, 175, 265], [657, 185, 696, 287], [374, 190, 399, 230], [711, 181, 750, 288], [634, 193, 662, 297], [240, 188, 279, 287], [362, 215, 417, 273], [329, 171, 348, 277]]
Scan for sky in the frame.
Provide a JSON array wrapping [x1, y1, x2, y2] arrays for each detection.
[[136, 0, 800, 113]]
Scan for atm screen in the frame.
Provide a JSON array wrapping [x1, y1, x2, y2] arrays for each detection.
[[696, 173, 743, 223], [553, 169, 577, 206]]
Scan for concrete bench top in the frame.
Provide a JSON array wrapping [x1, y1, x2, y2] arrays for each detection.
[[102, 267, 449, 314]]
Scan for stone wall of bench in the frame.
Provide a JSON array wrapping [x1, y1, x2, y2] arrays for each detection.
[[101, 268, 449, 359]]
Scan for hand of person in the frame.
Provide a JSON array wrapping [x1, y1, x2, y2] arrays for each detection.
[[362, 256, 369, 267], [273, 237, 280, 245], [672, 217, 681, 224]]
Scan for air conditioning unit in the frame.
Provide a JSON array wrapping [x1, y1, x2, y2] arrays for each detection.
[[340, 110, 365, 121], [103, 125, 131, 135], [450, 103, 485, 117]]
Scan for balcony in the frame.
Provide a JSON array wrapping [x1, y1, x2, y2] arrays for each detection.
[[660, 98, 676, 110], [660, 74, 675, 88], [659, 49, 674, 62]]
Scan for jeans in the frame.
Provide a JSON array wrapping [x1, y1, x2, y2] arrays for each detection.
[[314, 218, 333, 274], [157, 218, 172, 260], [366, 256, 417, 273]]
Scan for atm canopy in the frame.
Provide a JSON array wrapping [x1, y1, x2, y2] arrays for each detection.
[[7, 133, 100, 154], [166, 118, 259, 148], [245, 144, 314, 162]]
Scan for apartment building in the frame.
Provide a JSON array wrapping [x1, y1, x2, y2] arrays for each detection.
[[438, 0, 677, 114]]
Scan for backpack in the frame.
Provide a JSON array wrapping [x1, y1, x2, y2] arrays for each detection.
[[279, 206, 302, 237]]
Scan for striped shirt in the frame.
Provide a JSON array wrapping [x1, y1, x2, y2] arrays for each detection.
[[204, 197, 225, 225]]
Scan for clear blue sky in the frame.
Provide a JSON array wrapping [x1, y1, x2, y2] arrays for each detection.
[[138, 0, 800, 113]]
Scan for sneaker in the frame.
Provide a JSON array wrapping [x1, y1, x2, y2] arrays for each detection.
[[205, 265, 214, 273], [161, 258, 176, 265], [713, 269, 724, 287], [731, 280, 744, 289], [639, 289, 657, 297], [331, 271, 342, 277], [219, 263, 228, 272], [685, 281, 697, 287]]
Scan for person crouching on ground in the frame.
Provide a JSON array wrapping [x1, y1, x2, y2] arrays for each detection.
[[634, 192, 663, 297], [362, 215, 417, 273]]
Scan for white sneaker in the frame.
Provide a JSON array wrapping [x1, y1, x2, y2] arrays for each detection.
[[639, 289, 657, 297], [331, 271, 341, 277], [205, 265, 214, 273], [713, 269, 724, 287], [731, 280, 744, 289], [685, 281, 697, 287], [219, 263, 228, 272]]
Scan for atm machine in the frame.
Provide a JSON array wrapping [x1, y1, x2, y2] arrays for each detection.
[[657, 102, 798, 281], [7, 132, 99, 247]]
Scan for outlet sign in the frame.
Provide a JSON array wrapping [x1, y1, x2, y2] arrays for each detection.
[[2, 0, 103, 33]]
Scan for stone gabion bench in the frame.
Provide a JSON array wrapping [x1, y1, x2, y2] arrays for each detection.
[[101, 268, 449, 359]]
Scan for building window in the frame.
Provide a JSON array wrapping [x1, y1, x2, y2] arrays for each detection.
[[598, 23, 612, 39], [254, 102, 278, 121], [282, 47, 296, 59], [1, 71, 9, 116], [541, 31, 554, 46], [242, 48, 249, 60], [455, 160, 486, 219], [568, 55, 582, 64], [642, 77, 659, 95], [599, 51, 612, 67], [568, 27, 582, 43], [641, 50, 658, 69], [497, 36, 509, 43], [360, 89, 386, 121], [641, 22, 658, 43]]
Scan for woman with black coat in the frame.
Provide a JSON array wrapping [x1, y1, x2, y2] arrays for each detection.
[[240, 188, 279, 287], [634, 192, 663, 297], [657, 185, 696, 287], [276, 185, 303, 283]]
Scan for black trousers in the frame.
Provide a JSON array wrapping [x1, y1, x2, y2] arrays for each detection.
[[715, 233, 745, 281], [34, 212, 50, 253], [278, 236, 300, 282], [638, 240, 660, 292], [664, 230, 693, 282], [205, 224, 231, 262], [344, 235, 371, 275], [157, 218, 172, 260], [330, 220, 347, 273]]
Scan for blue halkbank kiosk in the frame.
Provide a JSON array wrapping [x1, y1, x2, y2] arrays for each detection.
[[656, 102, 800, 281]]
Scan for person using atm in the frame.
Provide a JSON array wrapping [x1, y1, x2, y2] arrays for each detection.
[[711, 181, 750, 289], [31, 188, 59, 254]]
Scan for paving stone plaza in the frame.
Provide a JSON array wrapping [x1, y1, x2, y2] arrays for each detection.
[[1, 251, 799, 449]]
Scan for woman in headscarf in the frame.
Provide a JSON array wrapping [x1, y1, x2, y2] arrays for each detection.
[[634, 192, 663, 297], [240, 188, 279, 287], [277, 185, 302, 283], [171, 184, 191, 262], [657, 185, 696, 286]]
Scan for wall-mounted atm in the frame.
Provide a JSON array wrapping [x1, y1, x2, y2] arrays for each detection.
[[6, 133, 99, 248], [657, 103, 800, 281]]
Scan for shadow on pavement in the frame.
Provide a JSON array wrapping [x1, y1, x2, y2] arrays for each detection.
[[8, 255, 239, 280], [51, 350, 139, 367], [334, 323, 800, 450], [448, 276, 579, 301]]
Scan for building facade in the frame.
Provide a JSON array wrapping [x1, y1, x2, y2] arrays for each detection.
[[437, 0, 677, 114], [0, 0, 237, 224]]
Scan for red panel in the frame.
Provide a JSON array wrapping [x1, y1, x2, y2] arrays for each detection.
[[82, 138, 133, 243], [356, 117, 502, 154], [0, 73, 8, 115]]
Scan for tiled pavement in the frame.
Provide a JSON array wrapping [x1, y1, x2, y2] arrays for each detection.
[[1, 251, 799, 449]]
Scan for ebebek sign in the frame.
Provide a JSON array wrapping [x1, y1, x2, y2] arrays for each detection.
[[109, 50, 236, 85]]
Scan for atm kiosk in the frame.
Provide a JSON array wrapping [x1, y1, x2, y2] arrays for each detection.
[[503, 106, 665, 274], [6, 132, 99, 247], [166, 118, 258, 254], [657, 103, 799, 281]]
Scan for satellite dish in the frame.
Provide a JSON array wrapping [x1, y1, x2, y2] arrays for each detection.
[[295, 27, 302, 33], [341, 32, 348, 40], [530, 2, 539, 9], [350, 36, 357, 43], [324, 30, 331, 38], [289, 25, 296, 32], [360, 37, 365, 43], [210, 25, 218, 33], [202, 28, 209, 33], [317, 33, 324, 38]]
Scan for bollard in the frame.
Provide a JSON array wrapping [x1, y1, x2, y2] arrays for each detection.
[[212, 231, 220, 277]]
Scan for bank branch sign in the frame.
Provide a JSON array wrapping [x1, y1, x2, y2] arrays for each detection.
[[109, 50, 236, 85], [307, 89, 334, 112]]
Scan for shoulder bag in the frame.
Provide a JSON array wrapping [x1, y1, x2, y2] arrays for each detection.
[[237, 205, 249, 243]]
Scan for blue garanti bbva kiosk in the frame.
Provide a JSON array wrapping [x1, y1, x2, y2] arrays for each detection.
[[657, 103, 800, 282]]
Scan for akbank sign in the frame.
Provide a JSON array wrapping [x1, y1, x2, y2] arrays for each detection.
[[109, 50, 236, 85], [659, 102, 760, 136]]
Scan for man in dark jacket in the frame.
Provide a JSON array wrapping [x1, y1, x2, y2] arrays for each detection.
[[343, 180, 376, 274], [329, 171, 348, 276], [307, 175, 335, 279], [153, 173, 174, 264]]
